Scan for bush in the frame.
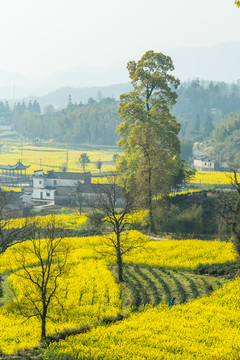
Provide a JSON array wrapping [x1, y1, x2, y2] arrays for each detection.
[[43, 324, 92, 346], [154, 202, 202, 235], [59, 207, 74, 214], [101, 314, 124, 325], [85, 210, 105, 231], [194, 261, 239, 277]]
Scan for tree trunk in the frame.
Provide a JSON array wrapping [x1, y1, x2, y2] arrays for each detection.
[[116, 231, 123, 282], [41, 303, 47, 342], [148, 168, 155, 233], [41, 314, 46, 342]]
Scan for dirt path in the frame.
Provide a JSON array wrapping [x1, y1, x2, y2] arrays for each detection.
[[146, 235, 168, 241]]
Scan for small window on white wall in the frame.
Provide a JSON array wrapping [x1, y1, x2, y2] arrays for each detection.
[[39, 180, 42, 184], [46, 192, 50, 197]]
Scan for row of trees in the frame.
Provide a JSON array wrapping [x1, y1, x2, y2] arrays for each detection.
[[204, 110, 240, 167], [176, 79, 240, 141], [2, 83, 240, 147], [11, 98, 120, 145], [0, 100, 41, 122], [8, 80, 240, 145]]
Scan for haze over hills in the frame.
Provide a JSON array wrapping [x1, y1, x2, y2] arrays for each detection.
[[167, 42, 240, 83], [0, 42, 240, 105], [29, 83, 133, 109]]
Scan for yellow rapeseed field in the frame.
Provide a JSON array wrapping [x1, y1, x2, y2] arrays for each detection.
[[2, 213, 87, 231], [1, 142, 238, 187], [126, 238, 236, 270], [0, 236, 121, 354], [0, 222, 238, 355], [46, 277, 240, 359], [191, 170, 239, 185], [0, 187, 21, 192], [0, 143, 117, 174]]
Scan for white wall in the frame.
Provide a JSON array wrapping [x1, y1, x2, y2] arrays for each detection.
[[33, 177, 45, 189], [194, 159, 214, 171], [32, 188, 55, 200]]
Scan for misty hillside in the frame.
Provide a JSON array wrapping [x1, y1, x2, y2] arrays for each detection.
[[0, 42, 240, 101], [2, 79, 240, 149], [28, 83, 132, 109], [168, 42, 240, 83]]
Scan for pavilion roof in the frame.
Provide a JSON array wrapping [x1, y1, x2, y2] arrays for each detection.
[[0, 160, 30, 170]]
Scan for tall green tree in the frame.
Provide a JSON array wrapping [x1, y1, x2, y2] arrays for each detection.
[[96, 159, 102, 173], [78, 153, 90, 172], [117, 50, 181, 231]]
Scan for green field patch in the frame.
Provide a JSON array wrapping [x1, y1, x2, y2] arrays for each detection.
[[111, 264, 229, 311]]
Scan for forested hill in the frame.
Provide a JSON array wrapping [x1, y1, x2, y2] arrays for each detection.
[[208, 110, 240, 166], [28, 83, 132, 109], [10, 97, 121, 145], [176, 79, 240, 141], [1, 79, 240, 146]]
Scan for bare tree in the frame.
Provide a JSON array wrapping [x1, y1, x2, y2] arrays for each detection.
[[0, 188, 30, 255], [11, 215, 70, 343], [86, 176, 147, 282]]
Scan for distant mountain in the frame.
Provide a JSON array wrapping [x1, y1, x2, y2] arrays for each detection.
[[0, 63, 130, 100], [0, 42, 240, 102], [35, 42, 240, 93], [0, 69, 37, 98], [30, 83, 132, 109]]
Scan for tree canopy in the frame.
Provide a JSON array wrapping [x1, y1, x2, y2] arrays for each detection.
[[117, 50, 182, 231], [209, 110, 240, 167], [78, 153, 90, 172]]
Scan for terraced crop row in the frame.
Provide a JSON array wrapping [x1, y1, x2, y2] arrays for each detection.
[[111, 264, 228, 310]]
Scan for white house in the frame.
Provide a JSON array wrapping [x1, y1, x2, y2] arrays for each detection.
[[32, 170, 123, 207], [193, 157, 215, 171], [32, 170, 91, 201]]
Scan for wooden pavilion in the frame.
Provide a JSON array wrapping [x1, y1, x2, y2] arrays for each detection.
[[0, 160, 30, 179]]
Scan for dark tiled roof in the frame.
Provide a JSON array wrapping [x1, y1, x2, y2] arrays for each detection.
[[46, 170, 91, 181], [0, 160, 30, 170], [55, 183, 118, 195]]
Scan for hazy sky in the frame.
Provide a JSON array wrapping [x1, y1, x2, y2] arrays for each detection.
[[0, 0, 239, 80]]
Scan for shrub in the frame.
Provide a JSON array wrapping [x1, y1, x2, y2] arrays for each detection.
[[154, 203, 202, 235], [194, 261, 239, 277], [85, 210, 105, 231]]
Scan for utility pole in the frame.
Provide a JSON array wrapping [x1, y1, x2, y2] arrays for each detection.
[[66, 150, 68, 171]]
